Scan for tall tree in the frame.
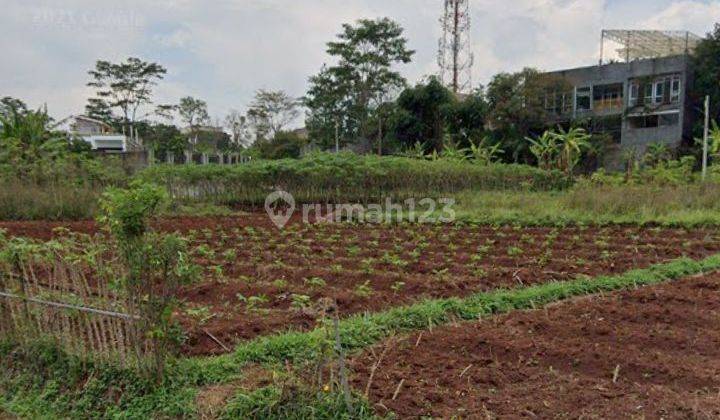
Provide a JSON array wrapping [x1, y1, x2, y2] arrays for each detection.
[[446, 87, 488, 147], [692, 23, 720, 137], [224, 109, 251, 147], [305, 17, 414, 146], [304, 66, 354, 149], [391, 77, 455, 152], [247, 89, 299, 141], [0, 96, 28, 118], [486, 68, 569, 162], [86, 57, 166, 147], [177, 96, 210, 130]]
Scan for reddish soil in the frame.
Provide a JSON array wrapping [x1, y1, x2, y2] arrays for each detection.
[[350, 274, 720, 419], [3, 215, 720, 357]]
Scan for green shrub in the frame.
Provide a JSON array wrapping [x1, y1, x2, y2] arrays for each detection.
[[137, 152, 569, 206]]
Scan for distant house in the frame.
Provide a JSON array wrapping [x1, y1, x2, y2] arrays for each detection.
[[69, 115, 127, 152], [538, 30, 701, 169], [291, 127, 309, 140]]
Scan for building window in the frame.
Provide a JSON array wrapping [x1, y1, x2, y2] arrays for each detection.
[[654, 82, 664, 105], [643, 84, 654, 105], [629, 83, 638, 106], [631, 74, 682, 107], [628, 112, 679, 129], [576, 87, 591, 111], [659, 113, 680, 126], [592, 83, 623, 111], [670, 77, 681, 103]]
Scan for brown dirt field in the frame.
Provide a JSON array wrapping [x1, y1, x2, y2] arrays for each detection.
[[4, 215, 720, 357], [349, 274, 720, 419]]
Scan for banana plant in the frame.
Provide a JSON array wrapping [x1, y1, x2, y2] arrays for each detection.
[[552, 126, 591, 176], [440, 136, 470, 161], [469, 136, 504, 165], [526, 130, 558, 171]]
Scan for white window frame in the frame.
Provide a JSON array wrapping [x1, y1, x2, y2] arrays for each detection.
[[644, 84, 654, 105], [629, 82, 639, 106], [654, 81, 664, 105], [576, 86, 592, 111], [670, 77, 681, 103]]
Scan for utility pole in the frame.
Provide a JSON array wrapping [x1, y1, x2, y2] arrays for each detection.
[[702, 95, 710, 180], [334, 118, 340, 153], [377, 115, 383, 156]]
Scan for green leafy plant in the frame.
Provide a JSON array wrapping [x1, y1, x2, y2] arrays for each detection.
[[354, 281, 374, 298]]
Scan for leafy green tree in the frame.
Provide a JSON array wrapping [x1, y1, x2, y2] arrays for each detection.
[[305, 18, 414, 146], [692, 23, 720, 137], [177, 96, 210, 131], [86, 57, 167, 145], [0, 104, 80, 181], [224, 109, 251, 148], [137, 123, 187, 156], [256, 130, 306, 159], [0, 97, 28, 118], [447, 87, 488, 147], [247, 90, 300, 141], [391, 77, 454, 152], [177, 96, 210, 142], [486, 68, 570, 162], [304, 66, 354, 149]]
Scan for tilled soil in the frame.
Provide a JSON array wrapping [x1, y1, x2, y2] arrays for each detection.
[[4, 215, 720, 356], [350, 273, 720, 419]]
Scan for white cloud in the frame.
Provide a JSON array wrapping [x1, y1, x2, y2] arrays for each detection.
[[1, 0, 718, 126], [641, 0, 720, 33]]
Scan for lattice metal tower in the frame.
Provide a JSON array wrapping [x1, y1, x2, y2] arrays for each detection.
[[438, 0, 474, 94]]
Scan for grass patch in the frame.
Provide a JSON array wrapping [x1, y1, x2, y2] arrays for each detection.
[[0, 179, 102, 221], [449, 184, 720, 226], [3, 254, 720, 418]]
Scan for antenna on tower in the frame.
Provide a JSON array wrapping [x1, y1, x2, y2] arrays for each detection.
[[438, 0, 474, 94]]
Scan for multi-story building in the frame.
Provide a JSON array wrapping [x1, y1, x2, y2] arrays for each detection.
[[541, 30, 700, 168]]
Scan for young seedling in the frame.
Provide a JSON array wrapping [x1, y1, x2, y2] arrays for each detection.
[[246, 295, 269, 312], [507, 246, 524, 256], [290, 294, 311, 310], [390, 281, 406, 294], [304, 277, 327, 289], [354, 281, 374, 298]]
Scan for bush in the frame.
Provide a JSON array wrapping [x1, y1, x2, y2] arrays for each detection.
[[137, 152, 569, 206], [257, 131, 306, 159], [586, 156, 697, 187]]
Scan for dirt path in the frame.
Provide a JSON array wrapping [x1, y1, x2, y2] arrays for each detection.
[[350, 273, 720, 419]]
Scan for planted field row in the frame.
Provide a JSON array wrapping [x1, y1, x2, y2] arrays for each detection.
[[350, 272, 720, 418], [4, 215, 719, 356]]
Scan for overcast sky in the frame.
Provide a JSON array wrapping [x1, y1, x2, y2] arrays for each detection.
[[2, 0, 719, 127]]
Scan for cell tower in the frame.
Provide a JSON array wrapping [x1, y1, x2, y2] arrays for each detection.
[[438, 0, 474, 94]]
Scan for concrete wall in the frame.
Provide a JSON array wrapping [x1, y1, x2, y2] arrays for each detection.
[[546, 55, 693, 170]]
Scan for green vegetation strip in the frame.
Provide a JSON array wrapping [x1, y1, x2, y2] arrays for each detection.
[[3, 254, 720, 418], [201, 253, 720, 370]]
